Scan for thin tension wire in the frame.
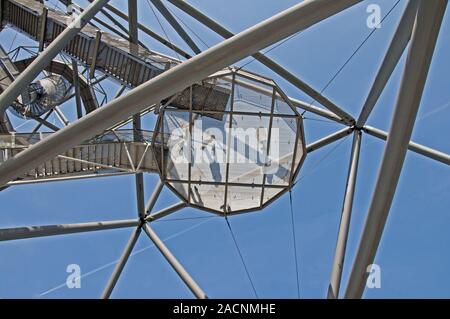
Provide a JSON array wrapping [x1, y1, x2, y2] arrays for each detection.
[[289, 189, 301, 298], [225, 217, 259, 299], [145, 0, 182, 61], [293, 134, 351, 188], [308, 0, 402, 108], [237, 30, 302, 71], [165, 4, 211, 50]]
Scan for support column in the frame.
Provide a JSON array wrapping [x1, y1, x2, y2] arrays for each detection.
[[327, 130, 362, 298], [38, 7, 48, 52], [71, 59, 83, 119], [128, 0, 138, 47], [345, 0, 447, 299], [127, 0, 146, 220], [150, 0, 201, 54], [0, 219, 140, 241], [89, 30, 102, 78]]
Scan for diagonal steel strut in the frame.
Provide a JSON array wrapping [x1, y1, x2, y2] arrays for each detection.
[[143, 223, 207, 299], [102, 225, 142, 299], [356, 0, 419, 127], [327, 130, 362, 298], [345, 0, 448, 299]]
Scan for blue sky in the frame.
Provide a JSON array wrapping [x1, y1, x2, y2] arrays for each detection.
[[0, 0, 450, 298]]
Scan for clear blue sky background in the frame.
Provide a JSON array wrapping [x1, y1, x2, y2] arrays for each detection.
[[0, 0, 449, 298]]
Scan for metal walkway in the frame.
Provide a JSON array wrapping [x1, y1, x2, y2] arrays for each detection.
[[0, 130, 160, 183], [2, 0, 178, 88]]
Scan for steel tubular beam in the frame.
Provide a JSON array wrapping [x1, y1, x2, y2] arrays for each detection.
[[306, 127, 354, 153], [143, 223, 207, 299], [89, 30, 102, 78], [135, 173, 146, 218], [327, 130, 362, 299], [146, 202, 187, 222], [38, 7, 48, 52], [127, 0, 146, 220], [363, 126, 450, 166], [128, 0, 138, 48], [167, 0, 355, 125], [0, 0, 3, 27], [71, 59, 83, 119], [356, 0, 419, 127], [150, 0, 201, 54], [102, 226, 142, 299], [344, 0, 448, 299], [0, 0, 111, 115], [0, 0, 362, 187], [145, 180, 164, 215], [0, 219, 139, 241]]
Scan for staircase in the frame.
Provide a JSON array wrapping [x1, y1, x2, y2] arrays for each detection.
[[0, 130, 161, 183]]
